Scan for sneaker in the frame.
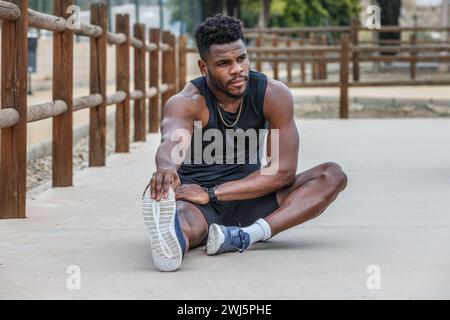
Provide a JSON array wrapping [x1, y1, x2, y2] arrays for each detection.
[[206, 224, 250, 255], [142, 187, 186, 271]]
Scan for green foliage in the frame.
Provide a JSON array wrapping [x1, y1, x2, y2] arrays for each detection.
[[270, 0, 361, 27], [168, 0, 204, 35], [240, 0, 261, 27], [167, 0, 361, 36]]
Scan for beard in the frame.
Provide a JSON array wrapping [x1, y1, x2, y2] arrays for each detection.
[[206, 69, 248, 100]]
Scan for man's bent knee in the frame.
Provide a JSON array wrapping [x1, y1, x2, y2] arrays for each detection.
[[176, 201, 208, 247], [320, 162, 348, 191]]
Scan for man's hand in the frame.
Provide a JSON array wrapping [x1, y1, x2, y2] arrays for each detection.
[[175, 184, 209, 205], [148, 168, 181, 201]]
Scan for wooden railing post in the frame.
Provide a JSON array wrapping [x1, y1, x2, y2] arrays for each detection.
[[89, 3, 107, 166], [178, 34, 187, 91], [286, 36, 292, 83], [319, 34, 328, 80], [116, 14, 131, 149], [255, 33, 262, 72], [161, 30, 172, 107], [0, 0, 28, 219], [149, 28, 160, 133], [53, 0, 73, 187], [312, 35, 319, 80], [272, 36, 279, 80], [340, 33, 350, 119], [351, 19, 360, 82], [170, 33, 177, 96], [133, 23, 146, 142], [300, 32, 306, 82], [410, 34, 417, 80]]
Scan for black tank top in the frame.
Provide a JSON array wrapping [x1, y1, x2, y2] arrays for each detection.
[[177, 70, 269, 188]]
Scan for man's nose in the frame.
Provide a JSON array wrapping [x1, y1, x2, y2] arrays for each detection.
[[230, 61, 244, 75]]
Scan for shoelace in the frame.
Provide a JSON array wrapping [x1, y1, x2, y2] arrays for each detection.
[[237, 229, 247, 253], [224, 227, 247, 253]]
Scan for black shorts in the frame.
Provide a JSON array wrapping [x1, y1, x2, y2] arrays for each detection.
[[190, 192, 279, 228], [177, 175, 279, 246]]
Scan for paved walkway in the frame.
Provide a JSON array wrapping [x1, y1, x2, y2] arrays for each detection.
[[1, 119, 449, 299]]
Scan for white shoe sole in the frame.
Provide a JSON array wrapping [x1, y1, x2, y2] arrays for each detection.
[[142, 188, 182, 271], [206, 223, 225, 255]]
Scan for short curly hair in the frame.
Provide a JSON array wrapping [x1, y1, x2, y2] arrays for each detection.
[[194, 14, 245, 61]]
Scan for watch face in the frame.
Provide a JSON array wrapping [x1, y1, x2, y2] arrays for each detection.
[[207, 187, 216, 199]]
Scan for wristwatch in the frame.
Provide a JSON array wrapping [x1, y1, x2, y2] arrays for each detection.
[[204, 185, 218, 201]]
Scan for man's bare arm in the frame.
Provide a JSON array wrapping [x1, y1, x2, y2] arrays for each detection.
[[150, 93, 197, 200], [215, 80, 299, 201]]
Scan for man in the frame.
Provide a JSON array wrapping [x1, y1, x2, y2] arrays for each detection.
[[142, 14, 347, 272]]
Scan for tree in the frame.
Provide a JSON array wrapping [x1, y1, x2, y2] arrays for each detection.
[[259, 0, 271, 27], [169, 0, 361, 35], [169, 0, 243, 35], [377, 0, 401, 54], [270, 0, 360, 27]]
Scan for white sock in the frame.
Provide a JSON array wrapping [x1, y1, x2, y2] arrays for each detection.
[[241, 219, 272, 245]]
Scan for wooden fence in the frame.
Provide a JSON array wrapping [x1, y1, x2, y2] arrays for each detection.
[[240, 24, 450, 118], [183, 25, 450, 118], [0, 0, 188, 219]]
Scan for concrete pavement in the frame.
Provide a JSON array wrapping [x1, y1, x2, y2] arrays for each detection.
[[1, 119, 449, 299]]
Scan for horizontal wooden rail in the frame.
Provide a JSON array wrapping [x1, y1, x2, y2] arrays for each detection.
[[245, 26, 350, 33], [349, 80, 450, 87], [359, 55, 450, 63], [186, 47, 197, 54], [74, 22, 103, 38], [129, 90, 144, 100], [287, 79, 450, 89], [359, 39, 450, 45], [353, 45, 450, 53], [251, 56, 340, 63], [287, 82, 340, 88], [73, 94, 103, 111], [0, 108, 20, 129], [159, 83, 169, 94], [106, 91, 126, 105], [251, 54, 450, 63], [28, 8, 103, 37], [146, 43, 158, 52], [361, 26, 450, 32], [28, 8, 66, 31], [27, 100, 67, 123], [130, 36, 143, 48], [246, 33, 297, 41], [159, 43, 170, 52], [146, 87, 158, 98], [248, 46, 341, 53], [0, 1, 20, 21], [107, 32, 126, 45], [130, 37, 158, 52], [245, 25, 450, 34]]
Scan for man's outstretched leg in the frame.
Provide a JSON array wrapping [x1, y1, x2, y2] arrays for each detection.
[[142, 189, 208, 271], [206, 162, 348, 255]]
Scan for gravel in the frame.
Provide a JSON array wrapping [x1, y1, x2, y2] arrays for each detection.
[[26, 120, 136, 191], [294, 101, 450, 118]]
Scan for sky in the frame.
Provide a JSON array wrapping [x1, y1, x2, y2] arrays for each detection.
[[416, 0, 444, 6]]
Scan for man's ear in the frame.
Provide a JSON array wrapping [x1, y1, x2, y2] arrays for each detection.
[[198, 59, 207, 77]]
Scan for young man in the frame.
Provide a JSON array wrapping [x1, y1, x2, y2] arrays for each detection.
[[142, 14, 347, 271]]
